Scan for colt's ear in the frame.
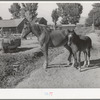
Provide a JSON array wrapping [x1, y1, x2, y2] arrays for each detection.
[[67, 29, 70, 33]]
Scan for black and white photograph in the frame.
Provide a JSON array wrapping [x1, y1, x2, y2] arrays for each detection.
[[0, 1, 100, 91]]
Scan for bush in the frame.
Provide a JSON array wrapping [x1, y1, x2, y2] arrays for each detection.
[[2, 36, 21, 53]]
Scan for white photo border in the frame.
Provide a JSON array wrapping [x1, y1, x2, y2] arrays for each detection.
[[0, 1, 100, 99]]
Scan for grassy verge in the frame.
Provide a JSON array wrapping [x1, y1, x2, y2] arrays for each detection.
[[0, 46, 64, 88]]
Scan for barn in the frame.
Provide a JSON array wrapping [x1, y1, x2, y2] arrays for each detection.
[[35, 17, 47, 25], [0, 18, 28, 35]]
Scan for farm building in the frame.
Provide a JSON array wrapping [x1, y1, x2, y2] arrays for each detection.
[[0, 18, 28, 35], [35, 17, 47, 25]]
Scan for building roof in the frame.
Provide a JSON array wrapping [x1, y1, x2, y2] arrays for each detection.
[[36, 17, 47, 22], [0, 18, 25, 28]]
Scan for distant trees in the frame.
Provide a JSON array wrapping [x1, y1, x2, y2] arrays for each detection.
[[51, 8, 59, 29], [20, 3, 38, 21], [9, 3, 38, 21], [57, 3, 83, 24], [9, 3, 21, 19], [85, 3, 100, 28], [0, 17, 3, 20]]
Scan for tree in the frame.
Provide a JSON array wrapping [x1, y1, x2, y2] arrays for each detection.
[[57, 3, 83, 24], [20, 3, 38, 21], [51, 8, 59, 29], [9, 3, 38, 21], [0, 17, 3, 20], [85, 3, 100, 28], [9, 3, 21, 19]]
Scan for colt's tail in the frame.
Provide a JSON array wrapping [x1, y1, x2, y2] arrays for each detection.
[[89, 37, 93, 50]]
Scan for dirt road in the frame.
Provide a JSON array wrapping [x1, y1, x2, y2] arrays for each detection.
[[16, 33, 100, 88]]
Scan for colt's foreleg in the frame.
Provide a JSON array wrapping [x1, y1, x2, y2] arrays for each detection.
[[73, 53, 78, 69], [64, 45, 72, 66], [78, 51, 81, 71], [83, 51, 87, 67], [43, 44, 48, 70], [68, 53, 72, 65], [87, 49, 90, 67]]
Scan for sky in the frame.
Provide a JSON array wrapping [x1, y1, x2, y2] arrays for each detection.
[[0, 3, 93, 24]]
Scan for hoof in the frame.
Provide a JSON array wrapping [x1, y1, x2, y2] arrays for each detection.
[[43, 65, 46, 69], [71, 64, 74, 67], [83, 65, 88, 68], [43, 65, 48, 69], [45, 68, 48, 72], [43, 64, 48, 72], [74, 65, 78, 69], [78, 67, 81, 72], [74, 63, 78, 69], [43, 61, 48, 69], [68, 62, 72, 66], [86, 65, 89, 67]]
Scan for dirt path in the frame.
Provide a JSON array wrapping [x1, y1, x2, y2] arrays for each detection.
[[16, 33, 100, 88]]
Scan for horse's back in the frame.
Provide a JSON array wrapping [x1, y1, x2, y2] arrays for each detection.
[[50, 30, 68, 46], [79, 35, 91, 41]]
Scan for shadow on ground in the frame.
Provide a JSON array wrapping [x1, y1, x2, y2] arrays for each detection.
[[8, 47, 37, 53], [47, 59, 100, 72], [48, 63, 71, 69], [80, 59, 100, 72], [16, 47, 34, 52]]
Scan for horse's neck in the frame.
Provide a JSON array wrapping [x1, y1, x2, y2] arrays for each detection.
[[31, 24, 42, 38]]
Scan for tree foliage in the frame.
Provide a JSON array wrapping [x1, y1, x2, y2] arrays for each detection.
[[9, 3, 38, 21], [85, 3, 100, 27], [20, 3, 38, 21], [0, 17, 3, 20], [51, 8, 59, 28], [9, 3, 21, 19], [57, 3, 83, 24]]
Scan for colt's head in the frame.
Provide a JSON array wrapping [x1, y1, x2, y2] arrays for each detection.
[[67, 29, 75, 46]]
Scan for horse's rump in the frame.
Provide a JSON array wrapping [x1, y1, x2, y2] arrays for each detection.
[[79, 35, 92, 49]]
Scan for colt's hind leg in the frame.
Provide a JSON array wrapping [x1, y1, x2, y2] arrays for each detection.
[[73, 53, 78, 69], [87, 49, 90, 67], [83, 51, 87, 67], [43, 44, 48, 70]]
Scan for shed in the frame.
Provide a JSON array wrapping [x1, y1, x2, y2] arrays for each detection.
[[35, 17, 47, 25], [0, 18, 28, 34]]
